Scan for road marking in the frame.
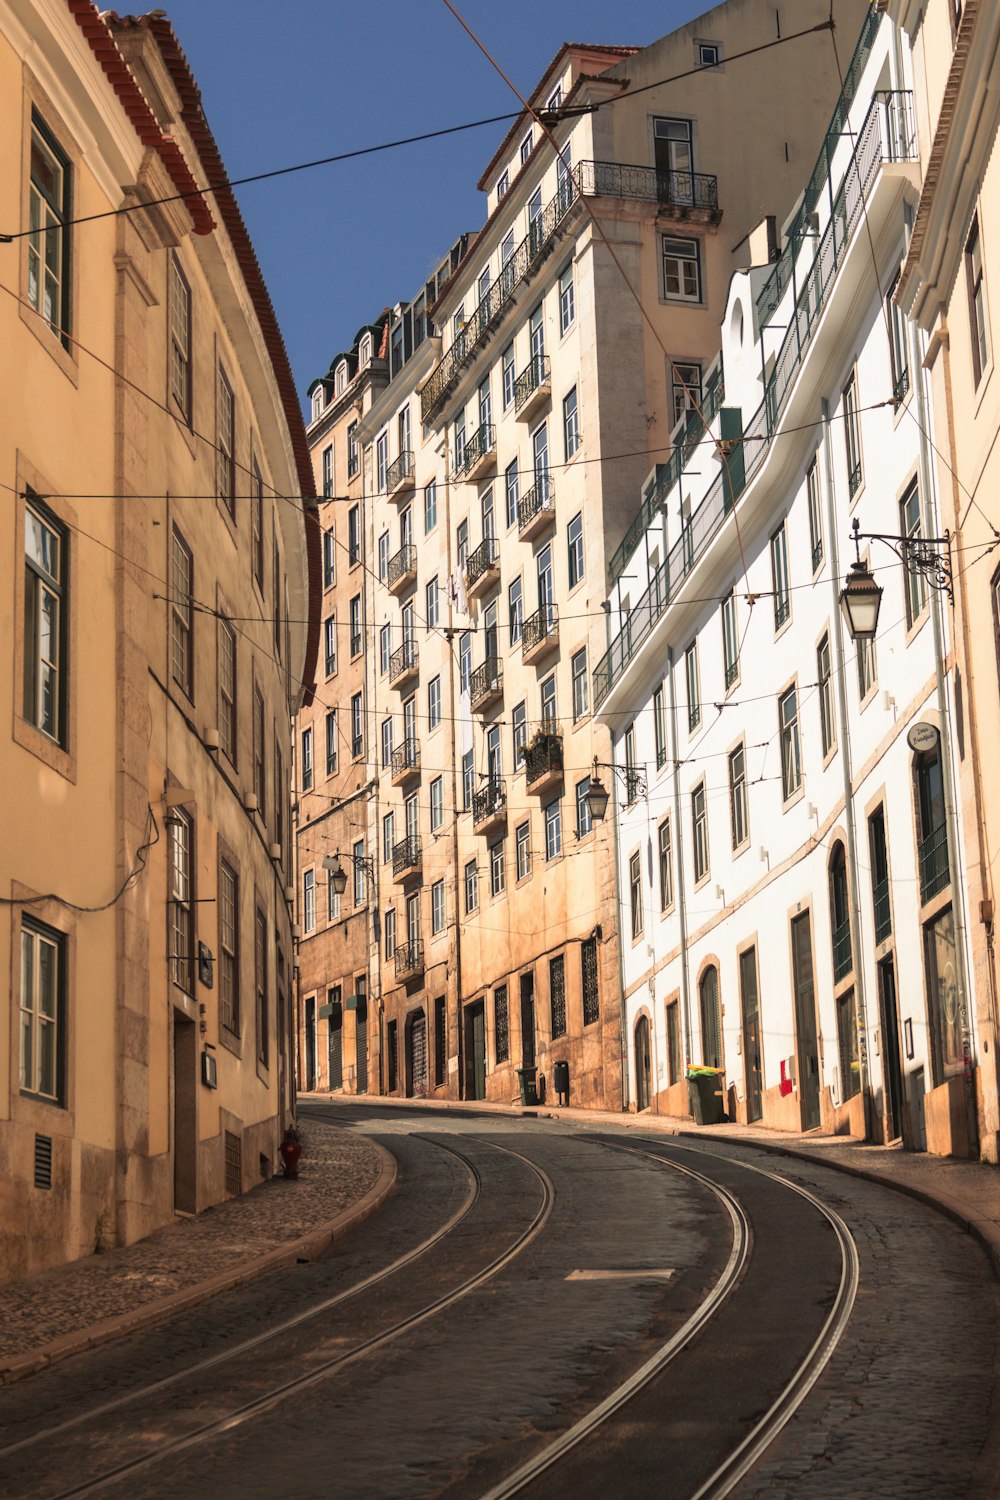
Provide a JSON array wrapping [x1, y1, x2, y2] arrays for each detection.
[[566, 1268, 674, 1281]]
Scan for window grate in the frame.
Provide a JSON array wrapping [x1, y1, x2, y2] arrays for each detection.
[[34, 1133, 53, 1190], [550, 957, 567, 1038], [494, 985, 509, 1063], [224, 1130, 242, 1196], [582, 938, 600, 1026]]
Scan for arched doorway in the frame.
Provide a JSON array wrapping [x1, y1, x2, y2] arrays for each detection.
[[634, 1015, 652, 1112], [698, 966, 723, 1069]]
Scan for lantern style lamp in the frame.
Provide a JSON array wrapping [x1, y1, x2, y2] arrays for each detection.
[[322, 854, 348, 896], [585, 774, 611, 824], [839, 557, 883, 641]]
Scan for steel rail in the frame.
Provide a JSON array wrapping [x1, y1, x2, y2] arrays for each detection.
[[44, 1137, 556, 1499]]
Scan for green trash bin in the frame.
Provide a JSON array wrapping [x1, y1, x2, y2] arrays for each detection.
[[687, 1066, 726, 1125]]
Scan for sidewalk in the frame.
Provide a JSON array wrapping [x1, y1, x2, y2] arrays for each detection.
[[0, 1116, 394, 1386], [304, 1091, 1000, 1276]]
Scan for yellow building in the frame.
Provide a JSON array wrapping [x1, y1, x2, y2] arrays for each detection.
[[0, 0, 318, 1279], [895, 0, 1000, 1158]]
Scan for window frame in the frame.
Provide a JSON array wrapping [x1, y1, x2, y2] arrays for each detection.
[[23, 494, 68, 746], [27, 110, 72, 347], [661, 235, 702, 303], [778, 684, 802, 801], [170, 524, 194, 703], [169, 252, 192, 423], [19, 916, 66, 1105]]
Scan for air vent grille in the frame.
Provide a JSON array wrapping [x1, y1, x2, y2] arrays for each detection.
[[224, 1130, 242, 1196], [34, 1134, 53, 1190]]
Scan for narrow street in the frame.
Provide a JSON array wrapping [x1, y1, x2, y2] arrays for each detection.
[[0, 1102, 996, 1499]]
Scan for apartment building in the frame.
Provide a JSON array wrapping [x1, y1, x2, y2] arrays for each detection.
[[892, 0, 1000, 1160], [301, 0, 868, 1110], [596, 4, 989, 1156], [0, 0, 316, 1277]]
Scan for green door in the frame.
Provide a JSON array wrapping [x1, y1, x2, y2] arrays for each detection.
[[465, 1001, 486, 1100]]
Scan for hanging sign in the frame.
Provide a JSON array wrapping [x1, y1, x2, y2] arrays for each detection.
[[906, 721, 939, 753]]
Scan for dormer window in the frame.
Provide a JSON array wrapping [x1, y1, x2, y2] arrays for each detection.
[[520, 130, 533, 164], [311, 387, 324, 421], [497, 169, 510, 200], [546, 85, 562, 112], [359, 334, 372, 367], [334, 361, 348, 395]]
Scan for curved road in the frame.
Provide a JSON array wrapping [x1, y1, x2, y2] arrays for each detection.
[[0, 1102, 996, 1499]]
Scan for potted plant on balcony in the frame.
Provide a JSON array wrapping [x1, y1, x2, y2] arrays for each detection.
[[527, 727, 562, 773]]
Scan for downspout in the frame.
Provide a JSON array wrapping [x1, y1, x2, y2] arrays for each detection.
[[609, 731, 629, 1112], [667, 645, 693, 1065], [441, 440, 465, 1098], [822, 397, 873, 1137]]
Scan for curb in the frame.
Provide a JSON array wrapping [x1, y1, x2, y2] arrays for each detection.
[[0, 1141, 398, 1388]]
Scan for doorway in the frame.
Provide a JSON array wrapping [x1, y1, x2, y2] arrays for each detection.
[[407, 1009, 428, 1097], [634, 1016, 652, 1111], [355, 981, 368, 1093], [519, 972, 536, 1070], [464, 1001, 486, 1100], [172, 1010, 197, 1215], [878, 956, 905, 1142], [328, 988, 343, 1091], [304, 995, 317, 1092], [791, 911, 821, 1130], [739, 946, 763, 1123]]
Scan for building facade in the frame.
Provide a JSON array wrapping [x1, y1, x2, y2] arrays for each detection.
[[0, 0, 317, 1278], [597, 3, 990, 1155]]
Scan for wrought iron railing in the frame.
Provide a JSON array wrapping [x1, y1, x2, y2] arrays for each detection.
[[832, 920, 853, 983], [389, 638, 418, 683], [465, 537, 499, 591], [513, 355, 550, 414], [919, 824, 950, 904], [392, 834, 421, 878], [385, 450, 413, 492], [387, 543, 416, 590], [517, 475, 554, 533], [473, 779, 506, 826], [470, 656, 502, 704], [391, 738, 419, 779], [454, 422, 495, 479], [522, 603, 558, 655], [525, 732, 563, 788], [575, 159, 719, 212], [395, 939, 424, 979], [872, 877, 892, 944]]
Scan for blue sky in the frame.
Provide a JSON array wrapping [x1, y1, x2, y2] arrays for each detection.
[[160, 1, 707, 403]]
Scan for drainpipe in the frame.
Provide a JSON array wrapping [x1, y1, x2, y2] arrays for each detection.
[[822, 397, 873, 1137], [608, 734, 630, 1113], [666, 646, 693, 1065], [440, 438, 465, 1099]]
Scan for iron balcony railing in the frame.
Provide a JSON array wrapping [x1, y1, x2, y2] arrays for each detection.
[[387, 543, 416, 590], [595, 93, 916, 709], [385, 450, 413, 492], [395, 939, 424, 980], [872, 877, 892, 944], [392, 834, 421, 878], [389, 638, 418, 684], [513, 355, 550, 414], [391, 738, 420, 779], [470, 655, 502, 704], [465, 536, 499, 592], [517, 475, 554, 533], [525, 731, 563, 789], [832, 920, 853, 983], [919, 824, 950, 904], [473, 779, 506, 826], [420, 181, 577, 425], [575, 159, 719, 213], [812, 539, 824, 573], [521, 603, 558, 655], [454, 422, 495, 480]]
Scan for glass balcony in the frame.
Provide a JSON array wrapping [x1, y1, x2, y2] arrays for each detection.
[[391, 737, 420, 786], [514, 355, 551, 421], [387, 543, 417, 596], [392, 833, 421, 883], [470, 656, 503, 712], [394, 939, 424, 982], [465, 537, 499, 600], [389, 638, 418, 689], [521, 603, 559, 665]]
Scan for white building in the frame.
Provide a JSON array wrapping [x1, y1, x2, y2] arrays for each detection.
[[595, 7, 980, 1154]]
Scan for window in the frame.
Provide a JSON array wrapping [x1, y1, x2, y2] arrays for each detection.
[[729, 743, 749, 849], [170, 525, 194, 701], [324, 615, 336, 678], [219, 859, 239, 1034], [430, 776, 443, 831], [168, 808, 195, 994], [325, 710, 338, 777], [571, 648, 589, 722], [490, 839, 506, 897], [353, 840, 366, 906], [504, 459, 519, 529], [550, 956, 567, 1038], [671, 361, 702, 428], [652, 684, 668, 770], [900, 480, 928, 627], [348, 505, 361, 566], [697, 40, 720, 66], [685, 641, 701, 731], [544, 800, 562, 860], [252, 680, 266, 814], [516, 820, 531, 880], [301, 727, 314, 791], [582, 937, 600, 1025], [966, 216, 990, 387], [779, 687, 801, 800], [303, 869, 315, 932], [431, 876, 446, 930], [456, 519, 469, 573], [428, 675, 442, 731], [382, 809, 395, 864], [857, 632, 877, 701], [699, 967, 723, 1068], [770, 523, 790, 628], [274, 741, 285, 865], [252, 463, 265, 592], [380, 719, 394, 771], [254, 907, 268, 1066], [217, 366, 236, 517], [351, 692, 364, 758], [666, 999, 682, 1084], [817, 634, 835, 757], [721, 592, 739, 688], [322, 527, 336, 591], [377, 531, 390, 583], [459, 631, 472, 693], [349, 596, 362, 658], [559, 264, 575, 334], [925, 906, 961, 1082], [28, 113, 71, 341], [624, 724, 641, 804], [843, 370, 863, 496], [837, 989, 860, 1100], [495, 985, 510, 1062], [426, 576, 440, 630], [347, 420, 359, 478], [629, 850, 643, 939], [19, 919, 65, 1103], [887, 275, 910, 403], [509, 577, 523, 646], [563, 387, 581, 461], [273, 539, 283, 662], [462, 750, 474, 811], [501, 345, 516, 413], [662, 237, 701, 301], [321, 445, 333, 499], [567, 510, 584, 586], [869, 805, 891, 943], [312, 387, 325, 422], [327, 867, 340, 921], [658, 818, 673, 911], [376, 432, 388, 493], [520, 129, 533, 163], [497, 168, 510, 200], [454, 411, 467, 471], [806, 461, 823, 572], [23, 498, 67, 743], [424, 479, 437, 533], [384, 907, 396, 961], [169, 254, 192, 422], [692, 782, 709, 883], [576, 777, 593, 839], [464, 860, 479, 914], [512, 701, 527, 767]]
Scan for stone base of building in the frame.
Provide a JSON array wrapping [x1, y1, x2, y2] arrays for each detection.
[[925, 1074, 976, 1159], [0, 1124, 117, 1284]]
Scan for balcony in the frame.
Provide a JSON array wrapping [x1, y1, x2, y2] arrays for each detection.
[[521, 604, 559, 666], [514, 355, 551, 422], [386, 450, 414, 500], [454, 422, 497, 484], [470, 656, 503, 713], [389, 638, 418, 690], [919, 824, 950, 905], [392, 833, 422, 883], [473, 779, 507, 837], [517, 476, 555, 542], [387, 543, 417, 596], [394, 939, 424, 983], [391, 737, 420, 787], [465, 537, 500, 600], [525, 730, 563, 795], [574, 159, 721, 224], [872, 878, 892, 945], [832, 920, 853, 984]]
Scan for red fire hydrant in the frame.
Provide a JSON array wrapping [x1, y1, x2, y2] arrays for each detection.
[[279, 1124, 302, 1179]]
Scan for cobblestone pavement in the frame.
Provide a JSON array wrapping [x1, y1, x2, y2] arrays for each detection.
[[0, 1118, 381, 1367]]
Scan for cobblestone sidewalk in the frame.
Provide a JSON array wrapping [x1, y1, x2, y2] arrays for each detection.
[[0, 1117, 387, 1376]]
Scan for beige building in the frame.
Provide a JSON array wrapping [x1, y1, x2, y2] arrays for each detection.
[[0, 0, 317, 1278], [895, 0, 1000, 1158]]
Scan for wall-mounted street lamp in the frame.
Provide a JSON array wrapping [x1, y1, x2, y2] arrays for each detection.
[[585, 758, 648, 823], [839, 516, 953, 641], [322, 850, 375, 896]]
